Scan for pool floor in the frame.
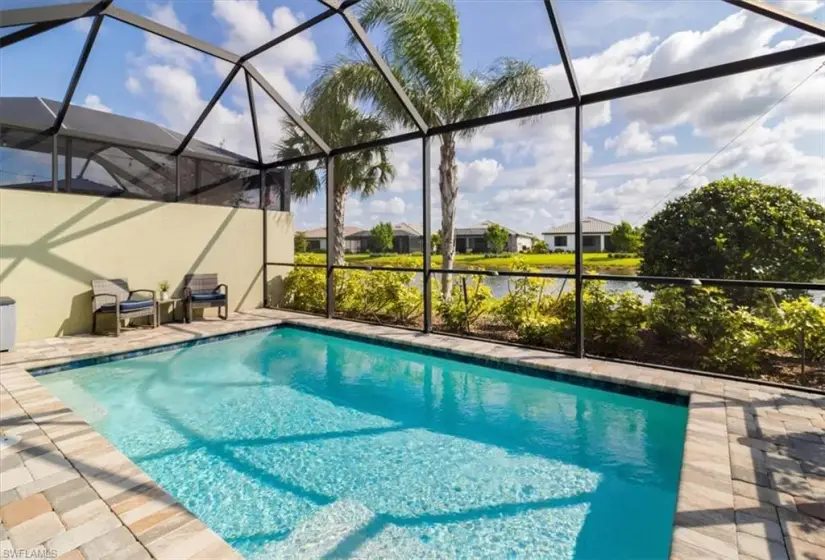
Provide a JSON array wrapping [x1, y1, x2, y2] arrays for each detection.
[[39, 326, 688, 559]]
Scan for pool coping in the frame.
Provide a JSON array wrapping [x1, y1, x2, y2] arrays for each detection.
[[1, 309, 823, 559]]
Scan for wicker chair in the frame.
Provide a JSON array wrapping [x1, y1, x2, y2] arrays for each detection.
[[183, 273, 228, 322], [92, 279, 157, 336]]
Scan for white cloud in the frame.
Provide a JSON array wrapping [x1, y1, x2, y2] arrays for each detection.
[[125, 76, 142, 95], [617, 11, 825, 142], [144, 3, 202, 67], [457, 158, 502, 191], [369, 197, 406, 215], [458, 132, 496, 153], [345, 198, 363, 219], [123, 1, 305, 159], [212, 1, 317, 108], [604, 122, 679, 156], [143, 64, 205, 131], [81, 95, 112, 113]]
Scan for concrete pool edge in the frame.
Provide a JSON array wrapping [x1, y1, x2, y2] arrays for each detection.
[[2, 309, 823, 559]]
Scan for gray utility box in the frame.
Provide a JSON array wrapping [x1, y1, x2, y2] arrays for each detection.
[[0, 297, 16, 352]]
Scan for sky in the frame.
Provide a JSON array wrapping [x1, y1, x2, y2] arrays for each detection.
[[1, 0, 823, 236]]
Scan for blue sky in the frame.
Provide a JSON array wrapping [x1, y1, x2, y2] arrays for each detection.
[[2, 0, 823, 236]]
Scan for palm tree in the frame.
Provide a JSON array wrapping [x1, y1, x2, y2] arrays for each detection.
[[306, 0, 550, 296], [276, 102, 395, 266]]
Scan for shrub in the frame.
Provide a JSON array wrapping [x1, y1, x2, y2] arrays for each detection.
[[640, 177, 825, 284], [493, 258, 554, 330], [609, 221, 641, 254], [363, 269, 422, 324], [283, 265, 326, 313], [648, 286, 773, 374], [702, 309, 772, 375], [517, 316, 567, 348], [581, 282, 646, 354], [648, 287, 730, 344], [777, 298, 825, 363], [436, 274, 494, 332], [334, 269, 368, 315], [531, 240, 549, 254], [515, 282, 644, 354], [334, 256, 422, 324]]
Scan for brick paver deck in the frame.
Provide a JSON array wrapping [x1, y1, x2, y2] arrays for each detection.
[[1, 309, 823, 559]]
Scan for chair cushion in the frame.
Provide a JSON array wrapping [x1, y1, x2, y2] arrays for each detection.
[[191, 293, 226, 302], [99, 299, 154, 313]]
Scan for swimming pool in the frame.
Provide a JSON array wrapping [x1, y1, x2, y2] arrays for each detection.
[[39, 325, 688, 559]]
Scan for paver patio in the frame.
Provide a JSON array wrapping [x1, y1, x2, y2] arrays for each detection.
[[1, 309, 823, 559]]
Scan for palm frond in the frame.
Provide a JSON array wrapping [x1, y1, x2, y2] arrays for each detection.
[[456, 58, 551, 137], [352, 0, 461, 118]]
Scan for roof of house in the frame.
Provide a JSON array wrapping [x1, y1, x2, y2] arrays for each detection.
[[456, 221, 530, 237], [0, 96, 254, 165], [543, 217, 616, 235], [394, 222, 423, 237], [347, 222, 423, 238], [301, 226, 363, 239]]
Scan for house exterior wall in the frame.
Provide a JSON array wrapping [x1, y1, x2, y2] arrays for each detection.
[[510, 235, 534, 253], [456, 235, 487, 253], [544, 233, 575, 250], [307, 238, 327, 251], [0, 189, 293, 342], [543, 233, 610, 252], [345, 238, 363, 253], [408, 236, 423, 253]]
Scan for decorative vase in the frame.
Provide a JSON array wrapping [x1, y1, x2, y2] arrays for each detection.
[[161, 291, 169, 301]]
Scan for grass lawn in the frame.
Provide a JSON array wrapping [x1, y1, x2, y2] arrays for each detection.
[[342, 252, 640, 271]]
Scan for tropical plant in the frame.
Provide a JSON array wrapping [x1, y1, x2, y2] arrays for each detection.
[[158, 280, 170, 292], [283, 256, 326, 313], [647, 286, 772, 373], [580, 282, 647, 354], [307, 0, 550, 296], [370, 222, 394, 253], [530, 240, 549, 254], [777, 297, 825, 364], [493, 257, 553, 330], [485, 223, 510, 254], [609, 221, 641, 254], [640, 176, 825, 283], [276, 104, 395, 266], [294, 231, 308, 253], [702, 309, 771, 375], [436, 274, 494, 332]]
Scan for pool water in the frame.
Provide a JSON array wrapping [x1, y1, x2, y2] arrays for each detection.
[[40, 327, 688, 559]]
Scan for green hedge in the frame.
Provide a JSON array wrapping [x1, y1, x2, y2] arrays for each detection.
[[282, 255, 824, 386]]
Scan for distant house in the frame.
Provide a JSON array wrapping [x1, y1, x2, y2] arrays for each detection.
[[455, 221, 534, 253], [542, 217, 616, 252], [346, 222, 423, 253], [300, 226, 363, 252]]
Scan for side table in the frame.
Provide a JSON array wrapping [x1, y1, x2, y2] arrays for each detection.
[[155, 298, 185, 325]]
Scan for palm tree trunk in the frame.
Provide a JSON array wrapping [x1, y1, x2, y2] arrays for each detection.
[[332, 184, 347, 266], [439, 134, 458, 299]]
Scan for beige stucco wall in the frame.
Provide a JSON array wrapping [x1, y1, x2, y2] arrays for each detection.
[[0, 189, 294, 342]]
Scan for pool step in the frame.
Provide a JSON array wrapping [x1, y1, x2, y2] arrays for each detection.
[[265, 499, 375, 558], [48, 380, 108, 423]]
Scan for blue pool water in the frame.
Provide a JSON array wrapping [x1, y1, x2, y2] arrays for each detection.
[[40, 327, 688, 559]]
